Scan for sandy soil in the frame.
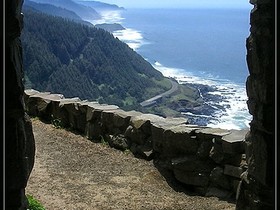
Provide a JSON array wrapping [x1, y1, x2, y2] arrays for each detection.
[[26, 119, 236, 210]]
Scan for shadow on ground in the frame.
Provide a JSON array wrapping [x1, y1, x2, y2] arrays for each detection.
[[153, 158, 236, 205]]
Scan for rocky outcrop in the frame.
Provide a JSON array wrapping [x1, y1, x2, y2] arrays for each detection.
[[95, 23, 125, 33], [236, 0, 275, 209], [24, 90, 249, 199], [5, 0, 35, 209]]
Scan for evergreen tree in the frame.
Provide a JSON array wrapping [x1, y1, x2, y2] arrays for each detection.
[[21, 8, 169, 108]]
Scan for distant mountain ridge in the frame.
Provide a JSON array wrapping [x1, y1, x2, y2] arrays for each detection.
[[26, 0, 126, 32], [24, 0, 94, 26], [29, 0, 101, 20], [76, 0, 124, 12]]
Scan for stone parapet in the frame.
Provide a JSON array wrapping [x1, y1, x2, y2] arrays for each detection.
[[24, 89, 249, 200]]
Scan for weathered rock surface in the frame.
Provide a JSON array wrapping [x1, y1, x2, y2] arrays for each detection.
[[236, 0, 275, 209], [209, 167, 231, 190], [222, 129, 248, 154], [5, 1, 35, 209], [107, 134, 130, 151]]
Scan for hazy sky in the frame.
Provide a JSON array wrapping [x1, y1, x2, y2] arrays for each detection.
[[96, 0, 252, 9]]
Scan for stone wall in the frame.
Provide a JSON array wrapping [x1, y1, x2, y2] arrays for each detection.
[[24, 89, 249, 199], [5, 0, 36, 209], [236, 0, 275, 209]]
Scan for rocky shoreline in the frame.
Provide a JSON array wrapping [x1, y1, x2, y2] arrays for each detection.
[[142, 82, 228, 126], [180, 83, 227, 126]]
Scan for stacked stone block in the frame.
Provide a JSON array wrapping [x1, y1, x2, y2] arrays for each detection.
[[236, 0, 275, 209], [24, 90, 249, 200]]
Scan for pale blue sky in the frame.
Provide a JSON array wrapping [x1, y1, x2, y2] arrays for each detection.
[[95, 0, 252, 9]]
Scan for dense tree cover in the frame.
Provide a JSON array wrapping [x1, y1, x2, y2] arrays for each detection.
[[21, 8, 169, 109]]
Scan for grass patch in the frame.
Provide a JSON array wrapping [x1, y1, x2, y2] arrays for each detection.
[[51, 115, 65, 129], [145, 78, 172, 98], [27, 194, 45, 210], [153, 77, 172, 90], [100, 135, 109, 146], [141, 83, 204, 118], [123, 148, 132, 155], [123, 96, 137, 106], [143, 105, 181, 117]]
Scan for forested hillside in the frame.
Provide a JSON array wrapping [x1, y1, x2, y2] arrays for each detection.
[[21, 8, 170, 109]]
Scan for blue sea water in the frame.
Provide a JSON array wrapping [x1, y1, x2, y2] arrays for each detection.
[[92, 8, 253, 130]]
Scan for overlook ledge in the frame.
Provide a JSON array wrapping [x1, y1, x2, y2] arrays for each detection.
[[24, 89, 249, 204]]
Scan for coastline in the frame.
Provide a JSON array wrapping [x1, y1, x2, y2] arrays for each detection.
[[151, 62, 251, 130], [90, 8, 251, 130]]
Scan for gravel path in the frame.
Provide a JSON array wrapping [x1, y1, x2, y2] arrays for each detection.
[[26, 119, 236, 210]]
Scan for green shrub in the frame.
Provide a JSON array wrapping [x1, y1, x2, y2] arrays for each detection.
[[100, 135, 109, 146], [51, 115, 64, 129], [123, 149, 131, 155], [27, 194, 45, 210]]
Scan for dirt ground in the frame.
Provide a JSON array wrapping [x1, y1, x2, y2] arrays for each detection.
[[26, 119, 236, 210]]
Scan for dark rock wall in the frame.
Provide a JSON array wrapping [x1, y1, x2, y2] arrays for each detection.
[[5, 0, 35, 209], [236, 0, 275, 209]]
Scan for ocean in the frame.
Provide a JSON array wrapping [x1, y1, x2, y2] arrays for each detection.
[[92, 8, 252, 130]]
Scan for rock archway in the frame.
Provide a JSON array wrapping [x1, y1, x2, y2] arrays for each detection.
[[4, 0, 275, 209]]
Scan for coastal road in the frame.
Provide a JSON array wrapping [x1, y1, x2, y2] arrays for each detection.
[[140, 79, 179, 107]]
